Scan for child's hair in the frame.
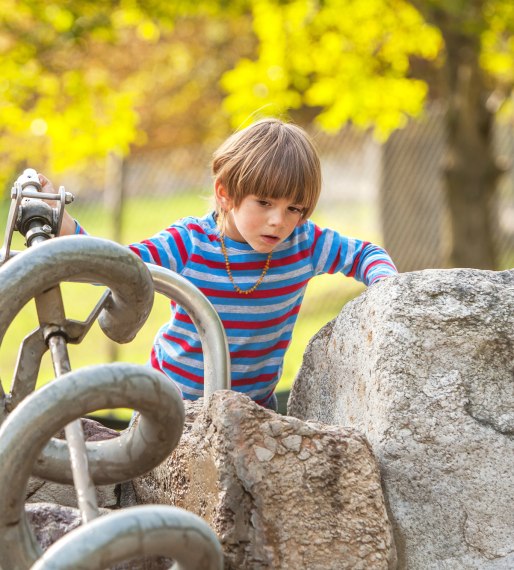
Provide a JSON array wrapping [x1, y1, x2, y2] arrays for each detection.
[[212, 118, 321, 220]]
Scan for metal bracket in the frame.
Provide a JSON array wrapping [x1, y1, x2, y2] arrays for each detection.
[[0, 168, 74, 265]]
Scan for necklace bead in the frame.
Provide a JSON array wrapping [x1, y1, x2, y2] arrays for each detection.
[[219, 234, 272, 295]]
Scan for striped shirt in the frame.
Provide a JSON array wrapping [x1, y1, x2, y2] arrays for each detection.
[[106, 212, 397, 406]]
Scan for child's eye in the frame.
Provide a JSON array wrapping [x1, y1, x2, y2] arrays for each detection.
[[288, 206, 304, 214], [257, 200, 270, 207]]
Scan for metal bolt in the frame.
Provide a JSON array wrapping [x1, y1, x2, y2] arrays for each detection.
[[42, 225, 52, 234]]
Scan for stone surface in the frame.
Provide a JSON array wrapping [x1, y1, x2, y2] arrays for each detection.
[[26, 503, 170, 570], [133, 391, 396, 570], [27, 417, 121, 509], [26, 502, 83, 551], [289, 268, 514, 569]]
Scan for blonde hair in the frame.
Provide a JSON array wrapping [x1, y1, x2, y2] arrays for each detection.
[[212, 118, 321, 220]]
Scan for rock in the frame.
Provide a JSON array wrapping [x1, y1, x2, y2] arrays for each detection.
[[27, 417, 120, 509], [53, 417, 120, 442], [26, 478, 119, 509], [26, 502, 82, 551], [288, 269, 514, 569], [133, 391, 396, 570], [26, 503, 170, 570]]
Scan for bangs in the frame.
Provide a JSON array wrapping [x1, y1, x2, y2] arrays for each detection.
[[233, 127, 321, 217], [213, 118, 322, 219], [245, 149, 311, 206]]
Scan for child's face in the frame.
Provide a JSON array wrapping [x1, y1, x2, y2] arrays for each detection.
[[224, 195, 305, 253]]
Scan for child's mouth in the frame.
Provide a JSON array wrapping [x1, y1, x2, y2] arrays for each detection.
[[261, 235, 279, 245]]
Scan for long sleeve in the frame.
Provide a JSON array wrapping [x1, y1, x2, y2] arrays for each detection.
[[309, 223, 397, 285], [127, 224, 193, 274]]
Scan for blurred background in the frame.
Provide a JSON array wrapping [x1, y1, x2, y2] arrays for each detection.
[[1, 1, 513, 421]]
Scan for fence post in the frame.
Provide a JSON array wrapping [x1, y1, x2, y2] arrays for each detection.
[[104, 151, 125, 363]]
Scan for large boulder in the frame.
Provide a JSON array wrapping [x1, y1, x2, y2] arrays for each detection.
[[289, 269, 514, 569], [133, 391, 396, 570]]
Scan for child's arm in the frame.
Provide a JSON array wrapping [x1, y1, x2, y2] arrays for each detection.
[[37, 173, 190, 270], [310, 224, 397, 286]]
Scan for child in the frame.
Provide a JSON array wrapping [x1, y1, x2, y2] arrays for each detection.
[[40, 118, 397, 411]]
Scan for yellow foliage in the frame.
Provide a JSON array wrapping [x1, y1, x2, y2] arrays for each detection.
[[220, 0, 442, 138]]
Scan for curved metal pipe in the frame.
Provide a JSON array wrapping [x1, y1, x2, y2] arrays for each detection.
[[148, 264, 231, 400], [31, 364, 184, 485], [31, 505, 223, 570], [0, 363, 185, 569], [0, 236, 154, 352]]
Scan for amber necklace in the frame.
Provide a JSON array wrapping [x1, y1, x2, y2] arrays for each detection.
[[219, 234, 273, 295]]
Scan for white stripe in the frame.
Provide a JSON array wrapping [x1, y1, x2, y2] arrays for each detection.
[[343, 239, 357, 272], [161, 322, 295, 347], [231, 357, 284, 373], [158, 342, 204, 370], [239, 385, 278, 399], [215, 291, 303, 315], [182, 263, 310, 285], [153, 235, 178, 269], [179, 385, 205, 397], [315, 231, 334, 274]]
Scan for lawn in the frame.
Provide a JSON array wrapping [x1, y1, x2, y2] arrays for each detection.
[[0, 192, 375, 421]]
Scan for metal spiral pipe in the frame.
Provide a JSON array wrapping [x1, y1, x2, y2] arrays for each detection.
[[148, 264, 231, 399], [0, 235, 228, 569], [0, 363, 186, 569]]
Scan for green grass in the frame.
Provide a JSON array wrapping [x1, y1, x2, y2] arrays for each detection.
[[0, 194, 373, 421]]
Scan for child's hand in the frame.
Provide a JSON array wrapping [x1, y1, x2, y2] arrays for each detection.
[[37, 173, 76, 236], [38, 173, 58, 205]]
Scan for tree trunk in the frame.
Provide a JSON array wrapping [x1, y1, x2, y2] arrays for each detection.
[[410, 1, 503, 269], [442, 29, 501, 269]]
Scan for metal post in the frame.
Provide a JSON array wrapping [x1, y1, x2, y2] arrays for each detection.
[[48, 335, 99, 523], [147, 264, 231, 401]]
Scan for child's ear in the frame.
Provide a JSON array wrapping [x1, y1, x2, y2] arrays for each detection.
[[215, 179, 234, 211]]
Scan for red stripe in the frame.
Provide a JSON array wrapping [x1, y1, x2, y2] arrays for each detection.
[[150, 347, 163, 372], [363, 258, 396, 278], [190, 248, 310, 271], [161, 360, 204, 383], [128, 244, 142, 258], [275, 248, 311, 266], [222, 305, 300, 330], [174, 304, 300, 329], [231, 372, 276, 387], [140, 240, 163, 266], [348, 241, 370, 278], [311, 224, 322, 255], [162, 333, 203, 353], [199, 278, 308, 299], [185, 222, 219, 242], [190, 253, 268, 270], [166, 227, 188, 265], [328, 248, 341, 274], [255, 390, 275, 405], [232, 339, 289, 358]]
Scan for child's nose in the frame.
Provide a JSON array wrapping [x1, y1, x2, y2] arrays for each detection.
[[269, 209, 285, 226]]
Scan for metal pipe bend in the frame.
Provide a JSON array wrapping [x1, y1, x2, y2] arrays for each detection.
[[0, 362, 185, 570], [148, 264, 231, 399], [30, 505, 223, 570], [0, 236, 154, 349]]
